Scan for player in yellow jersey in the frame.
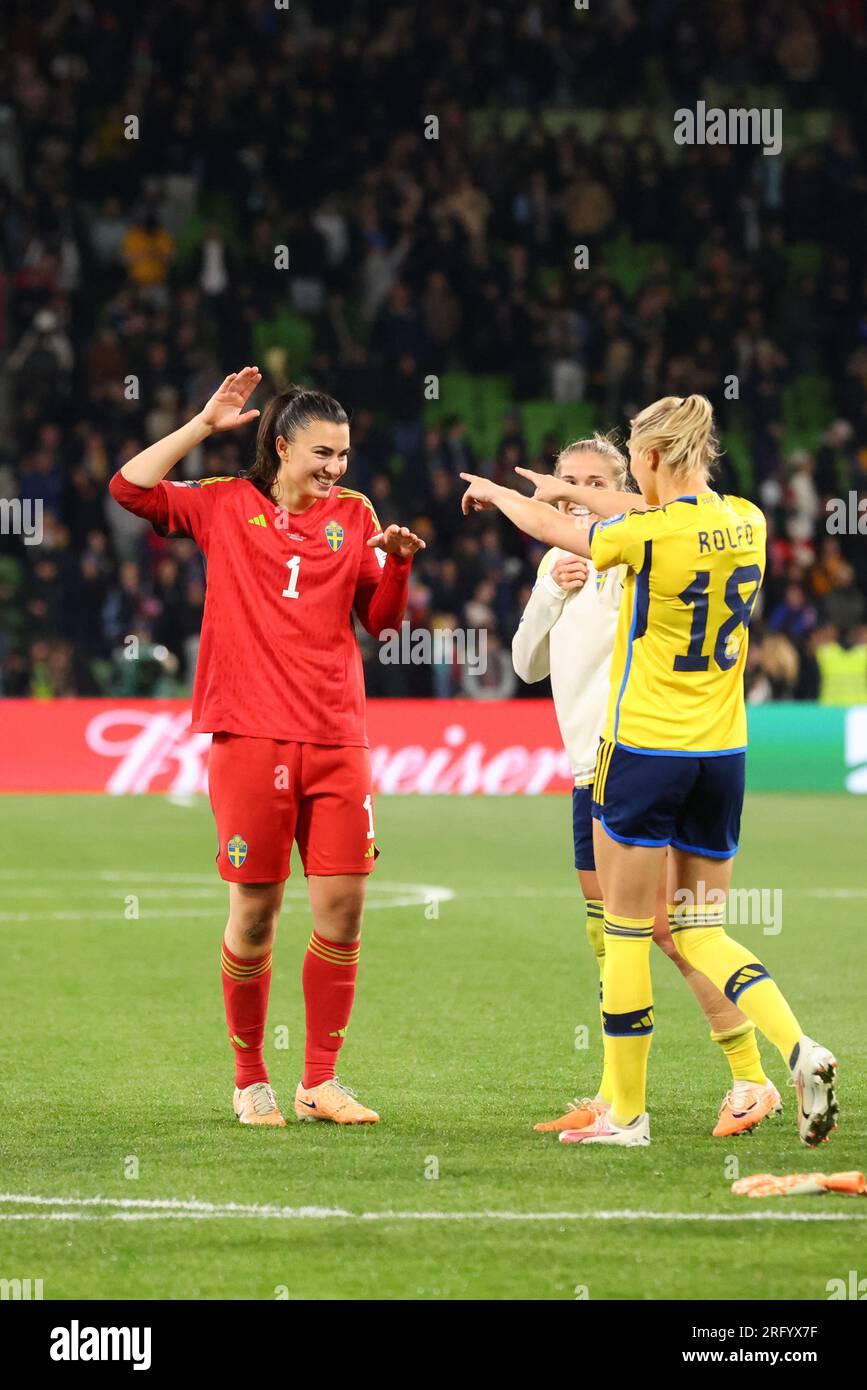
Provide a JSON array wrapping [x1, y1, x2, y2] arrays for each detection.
[[512, 435, 779, 1139], [460, 395, 838, 1148]]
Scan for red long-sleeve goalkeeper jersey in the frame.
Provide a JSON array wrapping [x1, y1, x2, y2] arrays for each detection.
[[108, 472, 412, 745]]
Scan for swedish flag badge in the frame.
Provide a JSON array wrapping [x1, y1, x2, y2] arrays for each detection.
[[324, 520, 344, 552], [227, 834, 248, 868]]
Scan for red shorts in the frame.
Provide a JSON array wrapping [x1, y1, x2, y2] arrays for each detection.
[[207, 734, 378, 883]]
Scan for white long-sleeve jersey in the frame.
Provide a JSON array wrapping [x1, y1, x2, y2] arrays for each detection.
[[511, 548, 624, 784]]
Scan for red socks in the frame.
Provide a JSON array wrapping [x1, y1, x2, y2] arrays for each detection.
[[221, 932, 360, 1091], [302, 931, 360, 1089], [220, 941, 272, 1089]]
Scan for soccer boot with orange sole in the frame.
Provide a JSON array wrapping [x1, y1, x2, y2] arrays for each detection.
[[559, 1110, 651, 1146], [534, 1097, 609, 1133], [713, 1080, 783, 1137], [294, 1078, 380, 1124], [233, 1081, 286, 1126]]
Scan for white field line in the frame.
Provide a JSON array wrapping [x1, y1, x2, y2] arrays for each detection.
[[805, 888, 867, 898], [0, 876, 455, 922], [0, 869, 220, 883], [0, 910, 228, 922], [0, 867, 863, 898], [0, 887, 226, 899], [0, 868, 863, 923], [0, 869, 453, 893], [0, 901, 446, 923], [0, 1194, 863, 1224]]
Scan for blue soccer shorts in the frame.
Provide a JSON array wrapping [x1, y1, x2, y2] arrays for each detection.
[[591, 739, 745, 860], [572, 784, 597, 871]]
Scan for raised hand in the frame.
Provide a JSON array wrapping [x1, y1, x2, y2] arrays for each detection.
[[367, 523, 426, 558], [514, 466, 565, 505], [199, 367, 263, 433], [459, 472, 500, 515]]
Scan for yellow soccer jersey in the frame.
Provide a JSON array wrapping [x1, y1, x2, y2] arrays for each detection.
[[589, 492, 766, 754]]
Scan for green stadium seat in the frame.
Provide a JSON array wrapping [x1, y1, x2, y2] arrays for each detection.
[[558, 402, 598, 445], [782, 373, 834, 451], [784, 243, 824, 278], [719, 430, 753, 492], [252, 309, 313, 378], [423, 371, 512, 458], [602, 235, 672, 297]]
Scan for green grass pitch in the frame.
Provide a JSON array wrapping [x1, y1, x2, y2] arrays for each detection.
[[0, 791, 864, 1301]]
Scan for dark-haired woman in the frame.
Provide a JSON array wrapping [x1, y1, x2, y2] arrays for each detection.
[[110, 367, 424, 1127]]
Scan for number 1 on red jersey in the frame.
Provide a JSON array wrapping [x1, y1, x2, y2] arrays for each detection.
[[282, 556, 301, 599]]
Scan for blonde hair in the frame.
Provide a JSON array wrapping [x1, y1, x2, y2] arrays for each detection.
[[555, 431, 631, 489], [629, 394, 719, 483], [761, 633, 798, 686]]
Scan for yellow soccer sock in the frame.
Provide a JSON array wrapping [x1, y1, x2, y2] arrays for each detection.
[[671, 906, 802, 1064], [585, 897, 605, 974], [710, 1020, 768, 1086], [584, 898, 612, 1105], [667, 906, 752, 1033], [602, 912, 654, 1124]]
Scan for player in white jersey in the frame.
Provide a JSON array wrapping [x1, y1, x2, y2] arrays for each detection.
[[511, 435, 781, 1138]]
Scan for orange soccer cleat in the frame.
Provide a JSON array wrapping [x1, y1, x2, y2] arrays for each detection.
[[732, 1171, 865, 1198], [559, 1110, 651, 1147], [712, 1080, 782, 1138], [233, 1082, 286, 1126], [534, 1097, 609, 1133], [294, 1077, 380, 1124]]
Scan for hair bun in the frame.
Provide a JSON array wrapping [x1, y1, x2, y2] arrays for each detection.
[[629, 394, 719, 482]]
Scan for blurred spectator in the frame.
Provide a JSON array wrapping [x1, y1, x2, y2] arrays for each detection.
[[746, 632, 800, 703], [768, 582, 818, 643], [785, 450, 821, 542], [814, 625, 867, 705], [121, 212, 175, 302]]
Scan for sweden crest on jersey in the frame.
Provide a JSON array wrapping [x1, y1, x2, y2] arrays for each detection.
[[325, 520, 344, 552], [227, 834, 248, 867]]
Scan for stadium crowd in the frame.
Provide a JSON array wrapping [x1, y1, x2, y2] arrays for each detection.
[[2, 0, 867, 704]]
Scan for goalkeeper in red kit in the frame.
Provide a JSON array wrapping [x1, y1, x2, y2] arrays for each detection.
[[109, 367, 424, 1126]]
